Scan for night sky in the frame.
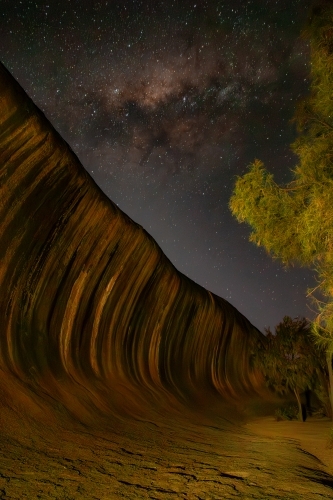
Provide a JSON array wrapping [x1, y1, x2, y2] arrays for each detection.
[[1, 0, 318, 332]]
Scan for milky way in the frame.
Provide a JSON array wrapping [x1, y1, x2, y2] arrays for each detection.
[[1, 0, 318, 330]]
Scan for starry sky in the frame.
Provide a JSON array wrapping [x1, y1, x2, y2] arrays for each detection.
[[1, 0, 319, 332]]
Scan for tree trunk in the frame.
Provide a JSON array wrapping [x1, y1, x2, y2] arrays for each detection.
[[293, 388, 303, 422], [326, 352, 333, 421]]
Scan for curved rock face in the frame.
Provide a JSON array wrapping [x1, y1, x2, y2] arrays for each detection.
[[0, 62, 265, 421]]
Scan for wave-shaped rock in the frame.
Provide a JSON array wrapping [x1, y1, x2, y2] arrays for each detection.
[[0, 61, 266, 422]]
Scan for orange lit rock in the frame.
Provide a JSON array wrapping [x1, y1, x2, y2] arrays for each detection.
[[0, 61, 265, 419]]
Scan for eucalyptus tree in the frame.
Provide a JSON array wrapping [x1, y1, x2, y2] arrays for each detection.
[[229, 2, 333, 419], [254, 317, 321, 421]]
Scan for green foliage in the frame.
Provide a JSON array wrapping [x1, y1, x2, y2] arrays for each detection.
[[229, 2, 333, 411], [312, 386, 332, 418], [229, 160, 303, 264], [254, 316, 327, 420], [229, 2, 333, 278], [255, 317, 319, 394], [275, 404, 299, 422]]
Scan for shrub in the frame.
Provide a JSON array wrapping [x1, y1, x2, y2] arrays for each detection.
[[275, 404, 299, 421]]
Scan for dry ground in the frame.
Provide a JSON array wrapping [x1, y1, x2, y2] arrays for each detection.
[[1, 399, 333, 500], [245, 415, 333, 476]]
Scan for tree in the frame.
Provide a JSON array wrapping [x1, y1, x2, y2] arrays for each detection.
[[229, 1, 333, 419], [254, 317, 322, 421]]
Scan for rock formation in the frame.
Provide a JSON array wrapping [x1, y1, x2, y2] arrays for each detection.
[[0, 61, 265, 421]]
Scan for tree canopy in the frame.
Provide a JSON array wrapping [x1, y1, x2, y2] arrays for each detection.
[[229, 1, 333, 417], [229, 2, 333, 345], [254, 316, 330, 420]]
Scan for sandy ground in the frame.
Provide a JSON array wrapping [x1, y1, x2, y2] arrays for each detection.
[[245, 416, 333, 476], [1, 399, 333, 500]]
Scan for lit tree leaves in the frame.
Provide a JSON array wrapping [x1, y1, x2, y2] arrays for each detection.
[[229, 2, 333, 419]]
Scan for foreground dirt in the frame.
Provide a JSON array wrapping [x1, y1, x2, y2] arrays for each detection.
[[1, 402, 333, 500], [245, 415, 333, 476]]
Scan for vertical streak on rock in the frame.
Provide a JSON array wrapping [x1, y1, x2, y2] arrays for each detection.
[[60, 270, 89, 376], [90, 268, 122, 377]]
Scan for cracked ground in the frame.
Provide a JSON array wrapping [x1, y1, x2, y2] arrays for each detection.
[[1, 392, 333, 500]]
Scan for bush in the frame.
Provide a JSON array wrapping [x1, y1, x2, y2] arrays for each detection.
[[275, 404, 299, 421], [312, 406, 331, 418]]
